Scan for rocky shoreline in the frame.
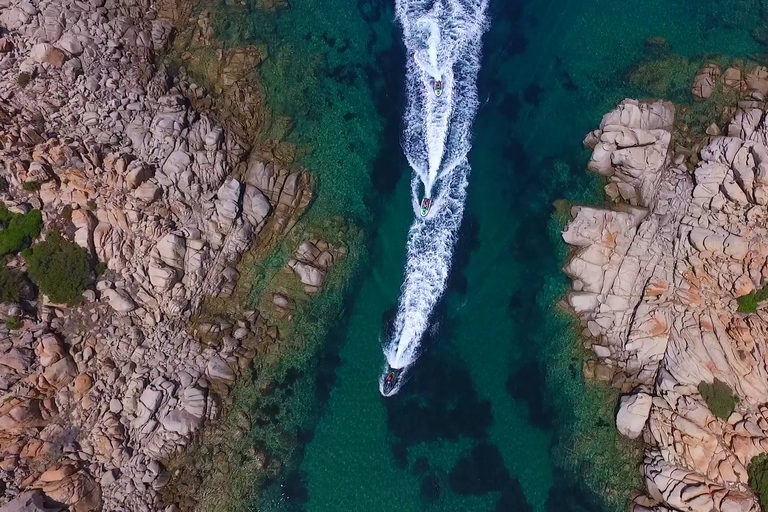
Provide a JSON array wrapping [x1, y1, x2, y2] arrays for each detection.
[[0, 0, 345, 510], [563, 64, 768, 512]]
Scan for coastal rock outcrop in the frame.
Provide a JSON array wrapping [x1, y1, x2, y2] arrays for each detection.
[[287, 240, 342, 294], [564, 95, 768, 512], [0, 0, 331, 509]]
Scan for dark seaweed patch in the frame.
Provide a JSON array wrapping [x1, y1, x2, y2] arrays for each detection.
[[321, 33, 336, 47], [522, 83, 544, 107], [506, 362, 555, 431], [495, 478, 534, 512], [506, 31, 529, 57], [420, 474, 441, 501], [412, 457, 430, 475], [391, 441, 408, 469], [546, 470, 608, 512], [385, 355, 493, 446], [448, 443, 510, 496], [327, 65, 358, 85], [447, 212, 481, 295], [499, 92, 521, 121]]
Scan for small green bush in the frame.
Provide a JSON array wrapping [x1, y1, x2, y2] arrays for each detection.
[[23, 232, 90, 306], [94, 262, 107, 276], [0, 176, 8, 192], [5, 317, 21, 330], [698, 378, 739, 420], [21, 181, 40, 192], [0, 265, 22, 303], [737, 284, 768, 313], [16, 72, 31, 87], [749, 454, 768, 511], [0, 205, 43, 257]]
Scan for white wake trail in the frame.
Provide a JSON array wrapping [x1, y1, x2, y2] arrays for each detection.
[[380, 0, 488, 397]]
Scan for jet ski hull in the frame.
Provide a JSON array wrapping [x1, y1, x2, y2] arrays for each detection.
[[381, 365, 405, 396], [420, 197, 432, 217]]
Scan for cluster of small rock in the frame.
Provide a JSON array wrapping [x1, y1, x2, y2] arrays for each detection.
[[0, 0, 339, 510], [692, 63, 768, 102], [564, 65, 768, 512]]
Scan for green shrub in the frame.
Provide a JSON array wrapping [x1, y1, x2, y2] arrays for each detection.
[[698, 378, 739, 420], [22, 181, 40, 192], [94, 262, 107, 276], [0, 205, 43, 257], [749, 454, 768, 511], [0, 265, 22, 303], [738, 284, 768, 313], [22, 232, 90, 306], [16, 72, 31, 87], [5, 317, 21, 330], [0, 176, 8, 192]]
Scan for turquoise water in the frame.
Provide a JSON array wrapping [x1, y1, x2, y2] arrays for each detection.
[[211, 0, 764, 510]]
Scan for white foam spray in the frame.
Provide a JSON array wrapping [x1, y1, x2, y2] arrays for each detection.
[[380, 0, 488, 396]]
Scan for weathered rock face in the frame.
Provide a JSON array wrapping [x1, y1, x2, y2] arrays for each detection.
[[691, 63, 721, 100], [0, 490, 62, 512], [287, 240, 343, 294], [0, 0, 329, 509], [563, 96, 768, 512]]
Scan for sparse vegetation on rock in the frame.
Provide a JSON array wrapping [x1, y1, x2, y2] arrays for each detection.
[[0, 205, 43, 257], [16, 72, 31, 87], [22, 232, 91, 306], [749, 454, 768, 511], [697, 379, 739, 420], [0, 264, 23, 303], [737, 285, 768, 313], [4, 317, 21, 330]]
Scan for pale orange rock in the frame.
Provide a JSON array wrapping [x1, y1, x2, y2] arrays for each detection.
[[39, 464, 77, 483], [733, 275, 755, 297], [29, 43, 66, 68], [722, 66, 746, 92], [691, 63, 721, 100], [73, 373, 93, 398], [746, 66, 768, 96]]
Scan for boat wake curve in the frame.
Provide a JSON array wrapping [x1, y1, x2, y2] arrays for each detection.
[[379, 0, 488, 396]]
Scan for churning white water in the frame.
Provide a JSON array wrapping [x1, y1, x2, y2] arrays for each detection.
[[380, 0, 488, 396]]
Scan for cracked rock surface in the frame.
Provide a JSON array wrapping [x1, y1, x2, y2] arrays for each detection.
[[565, 94, 768, 512], [0, 0, 337, 509]]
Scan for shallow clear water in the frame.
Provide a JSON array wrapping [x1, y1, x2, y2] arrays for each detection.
[[212, 0, 764, 510]]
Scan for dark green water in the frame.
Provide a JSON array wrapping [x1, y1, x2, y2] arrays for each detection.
[[211, 0, 764, 510]]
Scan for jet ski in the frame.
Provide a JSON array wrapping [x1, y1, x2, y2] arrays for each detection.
[[420, 197, 431, 217], [433, 80, 442, 97], [382, 365, 404, 396]]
